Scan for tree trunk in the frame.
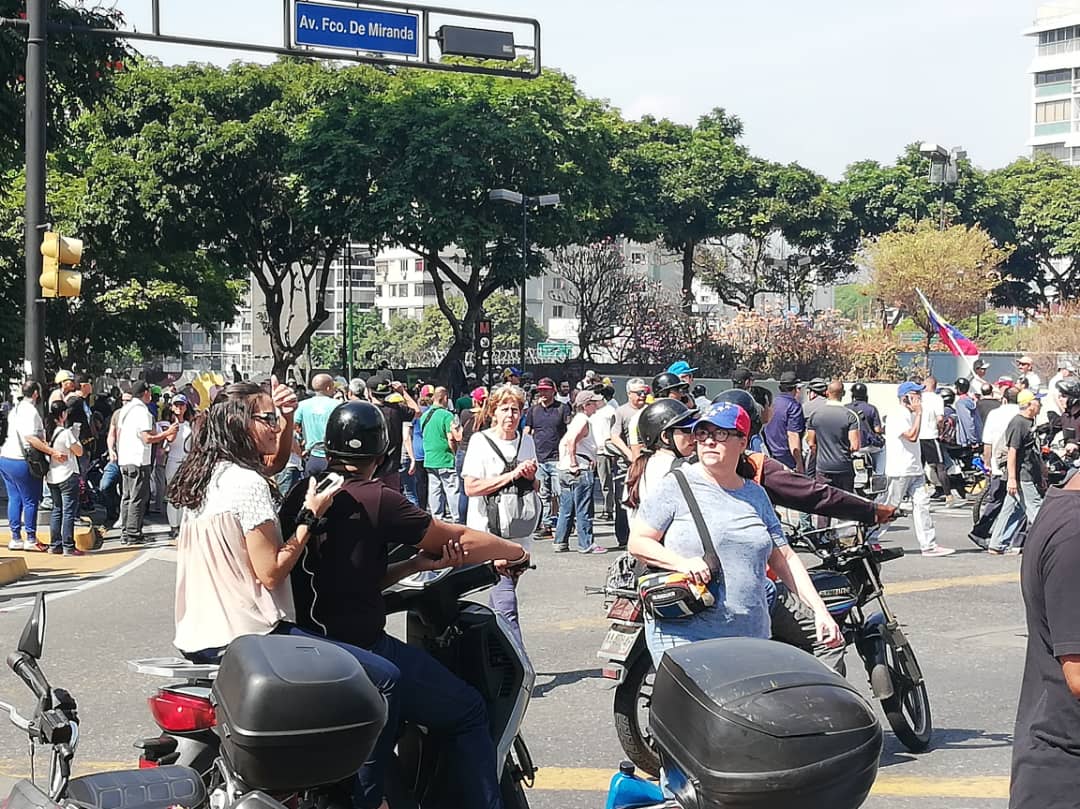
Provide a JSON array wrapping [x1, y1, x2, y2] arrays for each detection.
[[434, 295, 481, 394], [681, 241, 696, 314]]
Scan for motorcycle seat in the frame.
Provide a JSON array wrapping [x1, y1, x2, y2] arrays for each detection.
[[66, 765, 206, 809]]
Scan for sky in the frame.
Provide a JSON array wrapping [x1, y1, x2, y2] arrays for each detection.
[[112, 0, 1049, 179]]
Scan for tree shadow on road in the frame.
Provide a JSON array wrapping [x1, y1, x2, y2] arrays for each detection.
[[879, 727, 1013, 767], [532, 668, 604, 698]]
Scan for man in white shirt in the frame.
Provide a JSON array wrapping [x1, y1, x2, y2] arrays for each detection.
[[590, 384, 618, 520], [117, 380, 176, 545], [918, 376, 950, 501], [1016, 356, 1041, 392], [971, 387, 1022, 549], [1045, 360, 1075, 418], [883, 381, 954, 557]]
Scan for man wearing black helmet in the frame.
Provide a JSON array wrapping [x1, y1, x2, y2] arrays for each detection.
[[652, 371, 691, 406], [953, 377, 983, 449], [848, 382, 884, 474], [281, 401, 530, 809]]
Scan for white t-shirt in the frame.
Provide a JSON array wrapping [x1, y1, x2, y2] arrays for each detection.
[[557, 412, 597, 470], [590, 401, 616, 454], [884, 407, 922, 478], [983, 404, 1020, 476], [166, 422, 193, 468], [919, 391, 943, 440], [117, 399, 153, 467], [0, 400, 44, 460], [46, 426, 80, 484], [461, 430, 538, 546]]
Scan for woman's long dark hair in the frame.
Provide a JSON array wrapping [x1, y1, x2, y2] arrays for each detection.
[[623, 449, 652, 511], [45, 400, 68, 438], [167, 382, 268, 510]]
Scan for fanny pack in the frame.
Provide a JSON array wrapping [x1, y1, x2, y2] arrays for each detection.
[[639, 468, 721, 620]]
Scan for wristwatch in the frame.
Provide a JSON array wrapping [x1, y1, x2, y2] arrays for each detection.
[[295, 508, 327, 536]]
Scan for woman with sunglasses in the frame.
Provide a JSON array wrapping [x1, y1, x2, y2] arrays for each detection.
[[162, 394, 193, 540], [628, 401, 840, 666]]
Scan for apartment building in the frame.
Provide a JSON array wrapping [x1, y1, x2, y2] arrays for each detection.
[[1026, 2, 1080, 164]]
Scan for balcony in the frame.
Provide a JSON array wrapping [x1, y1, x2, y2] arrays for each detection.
[[1039, 39, 1080, 57], [1035, 121, 1072, 136], [1037, 81, 1074, 97]]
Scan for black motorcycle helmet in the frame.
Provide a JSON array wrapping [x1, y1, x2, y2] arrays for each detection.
[[850, 382, 869, 401], [711, 388, 762, 438], [637, 399, 698, 456], [1057, 377, 1080, 411], [691, 383, 707, 399], [651, 371, 688, 397], [954, 377, 970, 394], [940, 387, 956, 407], [324, 401, 389, 462]]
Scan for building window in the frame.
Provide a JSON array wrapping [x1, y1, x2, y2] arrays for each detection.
[[1036, 68, 1072, 84], [1036, 100, 1070, 123], [552, 305, 564, 318], [1039, 25, 1079, 45], [375, 260, 389, 278], [389, 285, 398, 298], [396, 283, 409, 297], [551, 277, 565, 290], [415, 258, 425, 274], [1034, 142, 1069, 160], [421, 282, 436, 297]]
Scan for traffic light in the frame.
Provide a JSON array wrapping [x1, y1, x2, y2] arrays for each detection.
[[39, 232, 83, 298]]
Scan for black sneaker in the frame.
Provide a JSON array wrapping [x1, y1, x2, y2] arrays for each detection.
[[553, 544, 569, 553], [121, 536, 149, 546]]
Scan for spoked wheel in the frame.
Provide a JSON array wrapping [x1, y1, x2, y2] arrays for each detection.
[[968, 476, 989, 524], [612, 654, 661, 777], [880, 634, 933, 752]]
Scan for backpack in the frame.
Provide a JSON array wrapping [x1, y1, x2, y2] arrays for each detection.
[[940, 410, 957, 446], [478, 432, 539, 539]]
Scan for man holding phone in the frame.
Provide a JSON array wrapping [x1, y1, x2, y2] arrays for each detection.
[[882, 381, 955, 557]]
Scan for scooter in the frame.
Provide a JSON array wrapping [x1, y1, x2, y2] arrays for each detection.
[[132, 554, 537, 808], [0, 592, 208, 809]]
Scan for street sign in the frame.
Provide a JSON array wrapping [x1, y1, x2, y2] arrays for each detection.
[[293, 1, 420, 57], [537, 341, 573, 361]]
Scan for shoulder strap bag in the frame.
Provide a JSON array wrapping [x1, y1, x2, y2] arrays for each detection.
[[15, 405, 50, 479], [638, 467, 721, 620], [478, 432, 538, 539]]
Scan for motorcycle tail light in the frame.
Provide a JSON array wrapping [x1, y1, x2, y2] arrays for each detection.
[[607, 597, 642, 622], [601, 667, 622, 680], [138, 756, 158, 769], [148, 690, 216, 732]]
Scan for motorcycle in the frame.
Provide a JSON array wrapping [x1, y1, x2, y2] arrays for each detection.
[[0, 592, 209, 809], [132, 554, 537, 808], [598, 520, 931, 777]]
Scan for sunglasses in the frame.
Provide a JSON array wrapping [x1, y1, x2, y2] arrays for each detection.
[[692, 426, 745, 444], [629, 389, 649, 396], [252, 412, 281, 428]]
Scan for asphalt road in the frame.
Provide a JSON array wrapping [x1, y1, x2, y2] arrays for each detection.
[[0, 503, 1024, 808]]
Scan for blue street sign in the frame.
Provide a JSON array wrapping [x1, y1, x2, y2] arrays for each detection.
[[294, 1, 420, 57]]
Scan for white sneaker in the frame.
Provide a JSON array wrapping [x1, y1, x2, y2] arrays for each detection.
[[922, 546, 957, 557], [7, 540, 21, 551]]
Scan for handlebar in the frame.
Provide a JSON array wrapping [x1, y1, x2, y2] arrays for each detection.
[[8, 652, 51, 705], [0, 698, 32, 732]]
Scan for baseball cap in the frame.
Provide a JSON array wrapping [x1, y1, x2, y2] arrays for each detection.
[[370, 373, 393, 396], [973, 359, 989, 370], [731, 366, 754, 384], [53, 370, 74, 384], [1018, 390, 1043, 405], [131, 380, 150, 398], [536, 378, 556, 391], [778, 370, 800, 386], [807, 377, 828, 394], [1018, 355, 1034, 365], [667, 360, 698, 376], [419, 384, 434, 398], [503, 366, 522, 379], [996, 376, 1015, 387], [171, 394, 189, 406], [348, 378, 366, 396], [693, 401, 751, 436], [471, 386, 488, 403], [573, 389, 603, 408], [897, 381, 925, 398], [1059, 359, 1076, 371]]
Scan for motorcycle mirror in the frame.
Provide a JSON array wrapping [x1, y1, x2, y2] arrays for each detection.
[[17, 593, 46, 660]]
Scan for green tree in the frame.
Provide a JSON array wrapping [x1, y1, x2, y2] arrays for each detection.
[[78, 60, 386, 378], [307, 67, 620, 382], [614, 110, 755, 312]]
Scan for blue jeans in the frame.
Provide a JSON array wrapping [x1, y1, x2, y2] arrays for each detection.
[[455, 449, 468, 523], [554, 468, 595, 551], [182, 623, 402, 809], [490, 572, 525, 654], [48, 475, 80, 552], [275, 466, 301, 498], [400, 460, 418, 507], [367, 631, 501, 809], [536, 460, 561, 530], [427, 467, 460, 523], [989, 479, 1044, 552], [99, 460, 121, 523], [0, 457, 42, 542]]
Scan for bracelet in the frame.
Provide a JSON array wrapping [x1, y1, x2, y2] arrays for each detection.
[[508, 548, 528, 564], [295, 508, 328, 536]]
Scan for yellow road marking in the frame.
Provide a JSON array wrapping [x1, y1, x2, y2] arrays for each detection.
[[531, 768, 1010, 797], [0, 761, 1011, 799], [1, 546, 143, 577]]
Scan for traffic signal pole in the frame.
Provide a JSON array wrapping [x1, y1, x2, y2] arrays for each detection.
[[23, 0, 46, 385]]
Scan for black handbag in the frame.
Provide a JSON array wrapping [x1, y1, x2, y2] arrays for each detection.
[[16, 417, 49, 479], [638, 467, 721, 619]]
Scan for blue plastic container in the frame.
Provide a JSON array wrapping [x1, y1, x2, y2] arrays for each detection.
[[605, 761, 665, 809]]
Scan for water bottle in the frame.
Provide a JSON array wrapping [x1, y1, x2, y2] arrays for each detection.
[[605, 761, 665, 809], [972, 456, 988, 475]]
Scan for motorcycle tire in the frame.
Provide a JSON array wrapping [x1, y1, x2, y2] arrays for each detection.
[[971, 479, 989, 525], [880, 634, 933, 753], [612, 654, 660, 778], [500, 765, 529, 809]]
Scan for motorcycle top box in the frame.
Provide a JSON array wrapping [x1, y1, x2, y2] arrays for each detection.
[[650, 637, 882, 809], [211, 634, 387, 792]]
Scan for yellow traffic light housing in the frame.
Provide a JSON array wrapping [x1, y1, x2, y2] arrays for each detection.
[[39, 232, 83, 298]]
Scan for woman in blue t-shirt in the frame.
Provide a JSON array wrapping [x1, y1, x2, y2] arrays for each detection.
[[628, 401, 841, 666], [403, 386, 432, 508]]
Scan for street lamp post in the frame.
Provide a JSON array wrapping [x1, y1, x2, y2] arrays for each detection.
[[489, 188, 560, 375], [920, 142, 965, 231]]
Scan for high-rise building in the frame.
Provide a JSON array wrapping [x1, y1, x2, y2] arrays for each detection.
[[1026, 2, 1080, 164]]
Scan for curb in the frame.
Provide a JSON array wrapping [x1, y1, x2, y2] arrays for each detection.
[[0, 557, 28, 586]]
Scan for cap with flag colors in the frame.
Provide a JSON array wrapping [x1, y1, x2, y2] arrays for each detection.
[[916, 289, 980, 371]]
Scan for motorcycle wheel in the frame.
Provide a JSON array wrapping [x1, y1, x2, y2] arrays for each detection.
[[612, 654, 660, 777], [500, 765, 529, 809], [971, 480, 989, 525], [880, 634, 933, 752]]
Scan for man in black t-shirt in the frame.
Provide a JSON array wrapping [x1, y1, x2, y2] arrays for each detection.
[[281, 401, 530, 809], [524, 377, 571, 538], [368, 372, 419, 494], [988, 391, 1045, 554], [1011, 476, 1080, 808], [805, 381, 861, 527]]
